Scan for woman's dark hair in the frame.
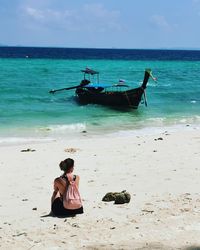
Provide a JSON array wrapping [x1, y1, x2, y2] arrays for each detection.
[[59, 158, 74, 172]]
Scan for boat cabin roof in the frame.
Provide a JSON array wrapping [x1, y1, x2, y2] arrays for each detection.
[[81, 68, 129, 89], [81, 68, 99, 75]]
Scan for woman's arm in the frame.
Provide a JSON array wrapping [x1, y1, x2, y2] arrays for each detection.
[[75, 175, 80, 188], [51, 179, 59, 204]]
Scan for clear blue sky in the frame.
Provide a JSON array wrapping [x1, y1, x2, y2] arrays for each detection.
[[0, 0, 200, 49]]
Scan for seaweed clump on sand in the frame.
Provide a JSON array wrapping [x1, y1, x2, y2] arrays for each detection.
[[102, 190, 131, 204]]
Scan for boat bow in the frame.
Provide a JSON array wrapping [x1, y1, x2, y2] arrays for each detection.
[[141, 69, 152, 89]]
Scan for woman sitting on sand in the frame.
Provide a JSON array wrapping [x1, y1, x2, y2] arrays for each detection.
[[51, 158, 83, 217]]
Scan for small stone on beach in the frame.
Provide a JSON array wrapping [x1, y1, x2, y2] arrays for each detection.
[[141, 209, 154, 214], [154, 137, 163, 141], [72, 223, 80, 228], [21, 148, 36, 152]]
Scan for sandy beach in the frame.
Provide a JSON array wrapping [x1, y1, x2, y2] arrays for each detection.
[[1, 125, 200, 250]]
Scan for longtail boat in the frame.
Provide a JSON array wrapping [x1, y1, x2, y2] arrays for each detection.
[[50, 68, 156, 109]]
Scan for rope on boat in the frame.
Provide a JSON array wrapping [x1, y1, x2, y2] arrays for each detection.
[[124, 91, 132, 107], [143, 89, 147, 107]]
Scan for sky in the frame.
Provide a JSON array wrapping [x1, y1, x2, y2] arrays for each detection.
[[0, 0, 200, 49]]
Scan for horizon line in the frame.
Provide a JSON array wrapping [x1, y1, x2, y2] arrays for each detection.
[[0, 45, 200, 51]]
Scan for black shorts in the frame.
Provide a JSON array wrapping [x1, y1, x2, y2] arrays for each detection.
[[51, 197, 84, 217]]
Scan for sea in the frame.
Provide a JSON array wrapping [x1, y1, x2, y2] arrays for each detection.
[[0, 46, 200, 144]]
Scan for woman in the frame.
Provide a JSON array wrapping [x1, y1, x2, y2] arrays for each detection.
[[51, 158, 84, 217]]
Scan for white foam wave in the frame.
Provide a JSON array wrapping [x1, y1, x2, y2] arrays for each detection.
[[0, 123, 87, 145], [147, 117, 165, 123], [146, 115, 200, 126], [39, 123, 86, 134]]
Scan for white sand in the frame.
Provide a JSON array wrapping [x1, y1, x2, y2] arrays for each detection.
[[0, 126, 200, 249]]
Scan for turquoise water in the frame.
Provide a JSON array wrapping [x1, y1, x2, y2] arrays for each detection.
[[0, 57, 200, 141]]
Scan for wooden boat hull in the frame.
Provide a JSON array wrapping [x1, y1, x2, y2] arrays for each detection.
[[75, 87, 144, 109], [49, 68, 153, 109]]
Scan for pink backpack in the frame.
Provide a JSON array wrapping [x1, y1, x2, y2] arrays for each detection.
[[63, 174, 82, 210]]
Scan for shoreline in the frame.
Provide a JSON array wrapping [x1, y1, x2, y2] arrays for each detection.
[[1, 111, 200, 143], [0, 121, 199, 146], [1, 125, 200, 249]]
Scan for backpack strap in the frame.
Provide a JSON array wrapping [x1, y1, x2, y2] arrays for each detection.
[[66, 174, 76, 184], [62, 175, 68, 181]]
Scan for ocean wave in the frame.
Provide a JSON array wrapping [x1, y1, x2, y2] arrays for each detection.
[[179, 115, 200, 123], [190, 100, 197, 103], [39, 123, 86, 133], [0, 123, 87, 144]]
